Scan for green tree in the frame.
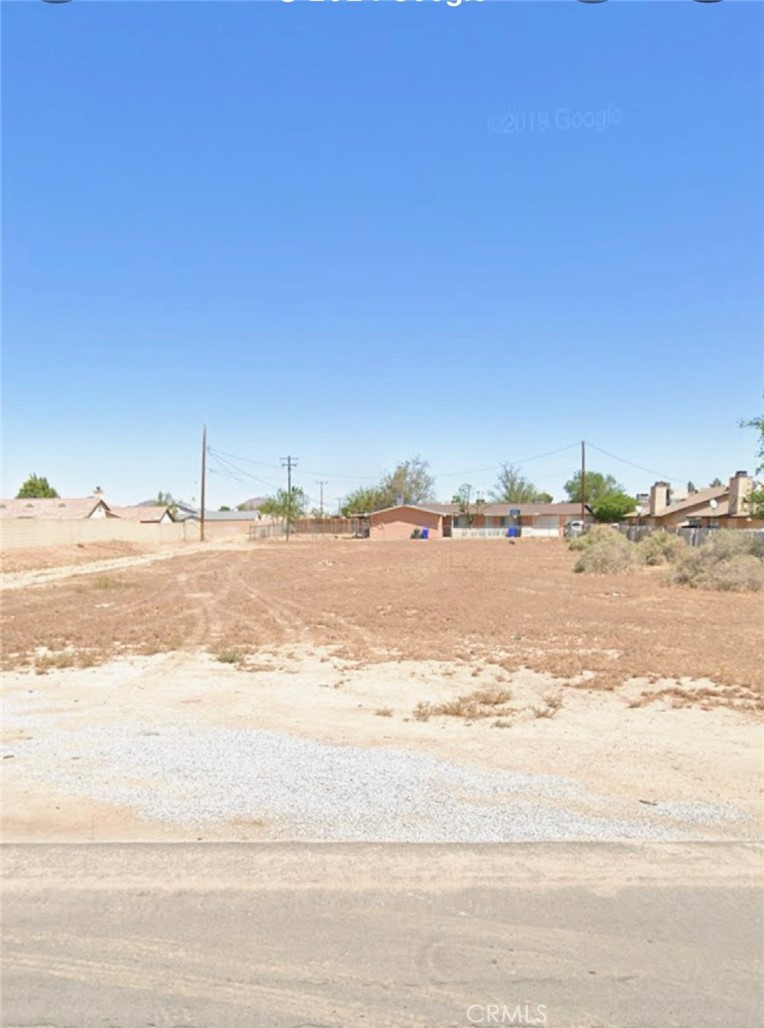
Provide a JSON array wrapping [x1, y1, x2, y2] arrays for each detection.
[[452, 484, 486, 525], [379, 456, 436, 507], [740, 410, 764, 518], [16, 474, 59, 499], [340, 486, 386, 517], [709, 477, 723, 488], [564, 470, 623, 505], [218, 505, 231, 512], [340, 456, 435, 515], [687, 481, 697, 494], [260, 487, 307, 526], [489, 463, 541, 504], [591, 491, 637, 523]]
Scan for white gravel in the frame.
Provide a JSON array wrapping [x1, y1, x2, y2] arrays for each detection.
[[2, 716, 750, 841]]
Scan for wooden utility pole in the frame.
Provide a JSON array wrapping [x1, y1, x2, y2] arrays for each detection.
[[317, 480, 328, 518], [281, 456, 297, 541], [200, 424, 207, 543], [580, 439, 586, 525]]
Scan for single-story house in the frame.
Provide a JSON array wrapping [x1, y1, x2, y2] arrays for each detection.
[[108, 505, 177, 524], [365, 502, 592, 540], [0, 496, 112, 520], [175, 508, 262, 524], [626, 472, 762, 530]]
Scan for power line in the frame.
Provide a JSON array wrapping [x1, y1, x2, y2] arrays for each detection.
[[586, 441, 683, 484], [435, 442, 581, 479], [206, 446, 281, 471], [207, 450, 281, 490]]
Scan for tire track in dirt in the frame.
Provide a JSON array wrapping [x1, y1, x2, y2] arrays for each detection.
[[2, 948, 423, 1027], [230, 561, 312, 642]]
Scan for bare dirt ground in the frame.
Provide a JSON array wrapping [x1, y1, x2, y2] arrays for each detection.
[[3, 537, 762, 695], [1, 539, 762, 843], [0, 539, 153, 575]]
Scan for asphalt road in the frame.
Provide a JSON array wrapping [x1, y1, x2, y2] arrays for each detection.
[[2, 843, 762, 1028]]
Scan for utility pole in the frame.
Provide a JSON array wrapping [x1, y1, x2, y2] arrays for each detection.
[[281, 456, 297, 541], [316, 480, 328, 519], [580, 439, 586, 525], [200, 424, 207, 543]]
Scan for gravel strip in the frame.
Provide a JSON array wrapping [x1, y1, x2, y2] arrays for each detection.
[[3, 716, 749, 841]]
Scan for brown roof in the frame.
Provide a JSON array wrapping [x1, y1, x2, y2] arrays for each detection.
[[626, 485, 728, 520], [108, 505, 175, 523], [367, 502, 582, 518], [0, 497, 112, 520]]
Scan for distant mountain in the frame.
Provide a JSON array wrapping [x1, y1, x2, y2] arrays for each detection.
[[237, 496, 268, 510]]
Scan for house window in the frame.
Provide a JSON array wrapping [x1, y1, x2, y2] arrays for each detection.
[[499, 517, 508, 528]]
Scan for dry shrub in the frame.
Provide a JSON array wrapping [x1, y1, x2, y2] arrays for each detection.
[[573, 530, 638, 575], [637, 532, 686, 566], [375, 707, 394, 717], [216, 649, 245, 664], [532, 692, 563, 718], [568, 525, 621, 553], [670, 532, 764, 592], [412, 701, 433, 722], [412, 687, 513, 722]]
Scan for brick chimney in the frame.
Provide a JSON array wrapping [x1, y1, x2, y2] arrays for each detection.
[[728, 471, 752, 517], [649, 481, 670, 517]]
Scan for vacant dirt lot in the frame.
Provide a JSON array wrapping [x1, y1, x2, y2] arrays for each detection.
[[2, 538, 762, 697], [2, 539, 762, 843], [0, 539, 151, 574]]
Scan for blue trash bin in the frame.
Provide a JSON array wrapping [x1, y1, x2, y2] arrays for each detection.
[[421, 528, 429, 540], [507, 526, 518, 538]]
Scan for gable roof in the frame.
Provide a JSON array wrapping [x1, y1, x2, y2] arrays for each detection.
[[626, 485, 728, 520], [108, 505, 176, 523], [0, 497, 112, 520]]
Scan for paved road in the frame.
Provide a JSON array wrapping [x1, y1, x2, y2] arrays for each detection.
[[2, 843, 762, 1028]]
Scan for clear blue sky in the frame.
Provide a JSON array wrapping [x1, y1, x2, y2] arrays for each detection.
[[3, 0, 763, 512]]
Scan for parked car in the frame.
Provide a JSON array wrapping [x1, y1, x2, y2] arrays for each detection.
[[564, 520, 586, 539]]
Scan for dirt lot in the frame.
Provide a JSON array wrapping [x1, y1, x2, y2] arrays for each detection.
[[0, 539, 152, 574], [2, 539, 762, 842], [2, 537, 762, 696]]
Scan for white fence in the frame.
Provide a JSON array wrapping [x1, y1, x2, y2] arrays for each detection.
[[451, 526, 561, 539]]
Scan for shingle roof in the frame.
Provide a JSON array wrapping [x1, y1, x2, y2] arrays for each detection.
[[0, 497, 112, 520], [626, 485, 728, 519], [366, 502, 582, 518], [108, 505, 175, 523]]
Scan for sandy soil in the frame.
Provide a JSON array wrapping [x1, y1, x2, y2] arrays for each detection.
[[0, 539, 155, 575], [2, 538, 762, 696], [1, 539, 762, 842]]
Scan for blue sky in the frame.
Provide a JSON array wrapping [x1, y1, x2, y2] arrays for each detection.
[[3, 0, 763, 511]]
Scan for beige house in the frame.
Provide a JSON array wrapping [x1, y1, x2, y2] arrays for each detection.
[[0, 496, 112, 520], [627, 472, 762, 529], [108, 505, 177, 524]]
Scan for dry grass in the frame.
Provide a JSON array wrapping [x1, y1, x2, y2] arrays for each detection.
[[374, 707, 394, 717], [532, 692, 563, 718], [216, 649, 246, 665], [412, 687, 513, 722]]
